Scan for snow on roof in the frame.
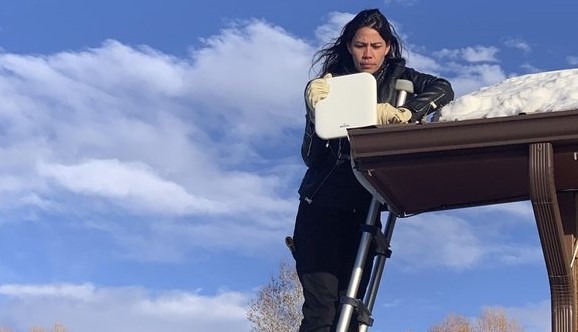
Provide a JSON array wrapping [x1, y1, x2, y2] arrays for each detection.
[[438, 68, 578, 122]]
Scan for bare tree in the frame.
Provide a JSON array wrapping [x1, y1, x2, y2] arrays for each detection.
[[474, 307, 523, 332], [429, 312, 472, 332], [0, 323, 67, 332], [247, 259, 304, 332], [428, 307, 524, 332]]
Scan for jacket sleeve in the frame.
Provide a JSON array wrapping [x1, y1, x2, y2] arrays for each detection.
[[300, 84, 330, 168], [401, 68, 455, 122]]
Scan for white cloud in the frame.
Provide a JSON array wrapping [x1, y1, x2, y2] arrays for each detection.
[[384, 0, 418, 5], [0, 23, 308, 269], [0, 283, 251, 332], [406, 52, 444, 75], [461, 201, 535, 221], [0, 31, 302, 220], [136, 290, 247, 319], [434, 46, 499, 63], [189, 19, 312, 138], [313, 12, 354, 48], [503, 37, 532, 53], [567, 55, 578, 65], [392, 206, 542, 271], [37, 159, 225, 215], [393, 214, 484, 270], [497, 300, 551, 332], [462, 46, 500, 62], [441, 63, 507, 97], [520, 62, 542, 73], [0, 283, 96, 301]]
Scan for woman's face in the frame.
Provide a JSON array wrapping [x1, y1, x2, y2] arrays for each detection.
[[347, 27, 390, 74]]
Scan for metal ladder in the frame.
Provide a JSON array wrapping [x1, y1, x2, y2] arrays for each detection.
[[336, 79, 414, 332]]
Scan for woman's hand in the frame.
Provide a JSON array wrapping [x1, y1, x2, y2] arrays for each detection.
[[306, 73, 332, 111], [376, 103, 412, 124]]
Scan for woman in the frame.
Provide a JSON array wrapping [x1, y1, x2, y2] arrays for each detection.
[[290, 8, 454, 332]]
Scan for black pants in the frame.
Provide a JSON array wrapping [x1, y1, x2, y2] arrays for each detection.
[[292, 200, 376, 332]]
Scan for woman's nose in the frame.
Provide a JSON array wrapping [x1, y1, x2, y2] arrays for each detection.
[[363, 48, 373, 58]]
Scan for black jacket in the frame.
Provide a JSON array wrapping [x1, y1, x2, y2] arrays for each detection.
[[297, 58, 454, 209]]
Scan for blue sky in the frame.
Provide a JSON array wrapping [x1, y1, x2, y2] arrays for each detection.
[[0, 0, 577, 331]]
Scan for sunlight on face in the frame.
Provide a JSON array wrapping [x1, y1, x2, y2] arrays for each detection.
[[347, 27, 390, 74]]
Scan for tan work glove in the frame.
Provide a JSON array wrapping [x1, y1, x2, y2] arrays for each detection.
[[305, 73, 332, 111], [376, 103, 412, 124]]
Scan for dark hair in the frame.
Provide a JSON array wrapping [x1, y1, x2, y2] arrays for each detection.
[[311, 8, 404, 76]]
